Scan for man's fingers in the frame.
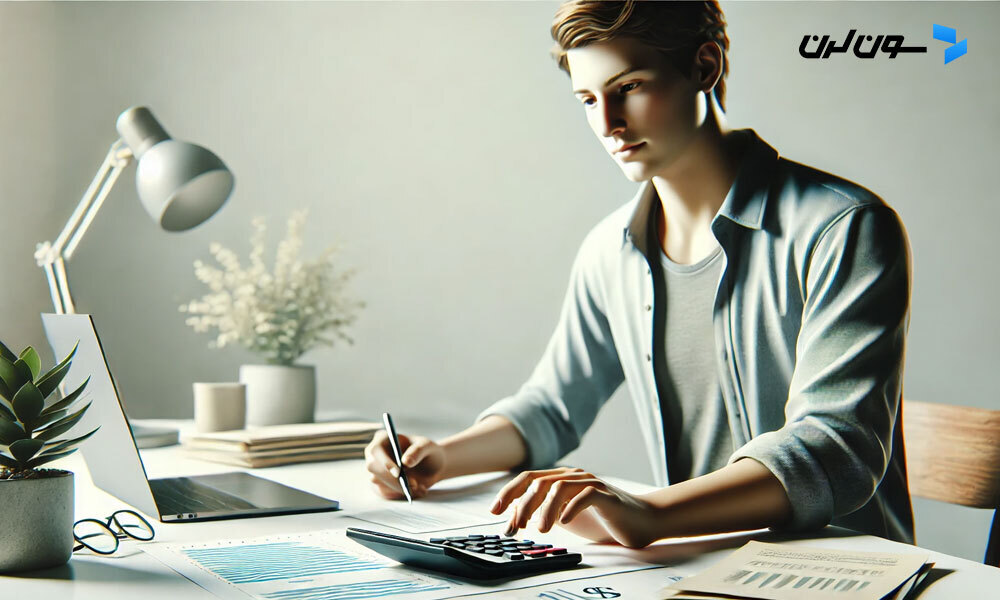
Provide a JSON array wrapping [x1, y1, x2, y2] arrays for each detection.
[[369, 465, 402, 492], [365, 432, 395, 470], [508, 472, 592, 530], [411, 479, 429, 499], [508, 478, 555, 530], [400, 438, 429, 468], [537, 480, 583, 532], [365, 431, 437, 501], [370, 467, 430, 500], [503, 504, 520, 538], [370, 476, 405, 500], [560, 486, 605, 524], [491, 467, 584, 515], [539, 479, 605, 532]]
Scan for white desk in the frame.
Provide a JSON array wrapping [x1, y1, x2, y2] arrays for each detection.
[[2, 423, 998, 599]]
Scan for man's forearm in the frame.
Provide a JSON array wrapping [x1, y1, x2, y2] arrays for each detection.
[[643, 458, 793, 539], [438, 416, 528, 479]]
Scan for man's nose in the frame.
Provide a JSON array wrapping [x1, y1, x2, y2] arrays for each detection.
[[596, 99, 626, 138]]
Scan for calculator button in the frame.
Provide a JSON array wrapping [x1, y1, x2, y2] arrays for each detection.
[[429, 538, 446, 544], [520, 540, 534, 545], [467, 534, 485, 540], [447, 536, 467, 542], [467, 546, 486, 553], [504, 552, 524, 560], [550, 548, 568, 555], [500, 538, 517, 543], [484, 535, 500, 540], [530, 545, 548, 550], [521, 549, 550, 557], [448, 542, 467, 548], [485, 549, 504, 556]]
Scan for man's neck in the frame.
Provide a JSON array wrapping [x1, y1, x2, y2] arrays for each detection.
[[651, 125, 744, 264]]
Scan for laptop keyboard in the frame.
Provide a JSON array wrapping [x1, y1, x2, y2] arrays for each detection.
[[150, 476, 258, 515]]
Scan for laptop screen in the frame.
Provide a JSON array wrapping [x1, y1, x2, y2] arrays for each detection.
[[42, 313, 162, 517]]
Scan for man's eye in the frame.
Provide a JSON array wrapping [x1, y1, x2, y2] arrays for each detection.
[[619, 82, 641, 94], [581, 97, 595, 107]]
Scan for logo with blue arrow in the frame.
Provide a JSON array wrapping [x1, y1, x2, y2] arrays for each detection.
[[932, 24, 967, 64]]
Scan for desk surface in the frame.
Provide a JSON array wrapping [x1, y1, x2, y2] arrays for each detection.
[[2, 420, 998, 598]]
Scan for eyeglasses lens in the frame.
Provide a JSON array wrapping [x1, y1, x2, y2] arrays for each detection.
[[74, 520, 118, 553], [111, 511, 154, 541]]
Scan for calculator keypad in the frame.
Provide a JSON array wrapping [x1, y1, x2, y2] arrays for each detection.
[[428, 534, 568, 563]]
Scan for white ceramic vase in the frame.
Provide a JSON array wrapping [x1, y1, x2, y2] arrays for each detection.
[[0, 470, 74, 573], [239, 364, 316, 426]]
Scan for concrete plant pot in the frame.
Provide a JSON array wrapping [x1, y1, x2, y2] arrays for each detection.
[[0, 470, 74, 573], [240, 364, 316, 426]]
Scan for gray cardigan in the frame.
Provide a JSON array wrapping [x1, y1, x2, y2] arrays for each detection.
[[479, 129, 914, 543]]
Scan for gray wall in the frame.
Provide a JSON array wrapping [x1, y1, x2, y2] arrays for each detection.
[[1, 1, 996, 562]]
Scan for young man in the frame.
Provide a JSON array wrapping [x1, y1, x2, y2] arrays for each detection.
[[365, 0, 912, 548]]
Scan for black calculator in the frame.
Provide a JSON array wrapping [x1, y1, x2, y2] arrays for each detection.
[[346, 527, 583, 580]]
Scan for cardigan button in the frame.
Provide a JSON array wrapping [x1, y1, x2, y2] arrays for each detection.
[[645, 353, 651, 362]]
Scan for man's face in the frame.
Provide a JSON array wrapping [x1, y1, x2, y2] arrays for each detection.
[[567, 37, 704, 182]]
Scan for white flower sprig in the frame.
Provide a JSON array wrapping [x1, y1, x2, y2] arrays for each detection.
[[180, 210, 363, 366]]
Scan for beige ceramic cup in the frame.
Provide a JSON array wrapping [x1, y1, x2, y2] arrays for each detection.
[[193, 382, 246, 433]]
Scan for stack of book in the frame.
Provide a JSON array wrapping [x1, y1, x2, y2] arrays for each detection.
[[181, 421, 381, 468]]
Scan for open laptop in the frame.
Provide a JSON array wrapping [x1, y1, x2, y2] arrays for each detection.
[[42, 313, 340, 523]]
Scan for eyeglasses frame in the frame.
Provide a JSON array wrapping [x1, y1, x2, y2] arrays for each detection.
[[73, 509, 155, 554]]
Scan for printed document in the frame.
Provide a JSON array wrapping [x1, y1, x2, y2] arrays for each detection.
[[661, 541, 931, 600]]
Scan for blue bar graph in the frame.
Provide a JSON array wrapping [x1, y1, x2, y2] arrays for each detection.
[[183, 542, 385, 584], [262, 579, 450, 600]]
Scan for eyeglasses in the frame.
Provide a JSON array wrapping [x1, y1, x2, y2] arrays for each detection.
[[73, 510, 155, 555]]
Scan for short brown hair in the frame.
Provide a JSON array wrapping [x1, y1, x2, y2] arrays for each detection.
[[551, 0, 730, 111]]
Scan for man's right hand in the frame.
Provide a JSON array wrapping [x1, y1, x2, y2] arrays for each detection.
[[364, 430, 446, 500]]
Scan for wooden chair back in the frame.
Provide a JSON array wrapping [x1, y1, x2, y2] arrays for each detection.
[[902, 400, 1000, 566]]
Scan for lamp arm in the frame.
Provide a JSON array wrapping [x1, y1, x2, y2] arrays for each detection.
[[39, 260, 66, 315], [35, 139, 134, 314]]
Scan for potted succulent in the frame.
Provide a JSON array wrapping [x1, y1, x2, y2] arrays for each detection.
[[180, 209, 363, 426], [0, 340, 97, 572]]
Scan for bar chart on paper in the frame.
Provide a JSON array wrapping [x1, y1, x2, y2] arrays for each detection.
[[142, 531, 456, 600], [182, 542, 384, 584]]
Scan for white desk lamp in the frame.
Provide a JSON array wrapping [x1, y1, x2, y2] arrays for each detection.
[[35, 106, 234, 314], [34, 106, 234, 445]]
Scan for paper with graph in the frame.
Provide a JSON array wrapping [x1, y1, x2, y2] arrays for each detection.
[[661, 541, 931, 600], [142, 528, 666, 600], [142, 530, 458, 600]]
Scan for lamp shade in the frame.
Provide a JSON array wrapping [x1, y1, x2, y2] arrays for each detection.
[[116, 106, 234, 232]]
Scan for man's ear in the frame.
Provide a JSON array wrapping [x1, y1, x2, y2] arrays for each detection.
[[690, 40, 724, 94]]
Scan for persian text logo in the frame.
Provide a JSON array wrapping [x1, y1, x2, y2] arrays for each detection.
[[932, 25, 968, 64], [799, 26, 968, 64], [798, 30, 926, 60]]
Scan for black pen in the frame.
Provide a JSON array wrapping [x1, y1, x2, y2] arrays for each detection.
[[382, 412, 413, 503]]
